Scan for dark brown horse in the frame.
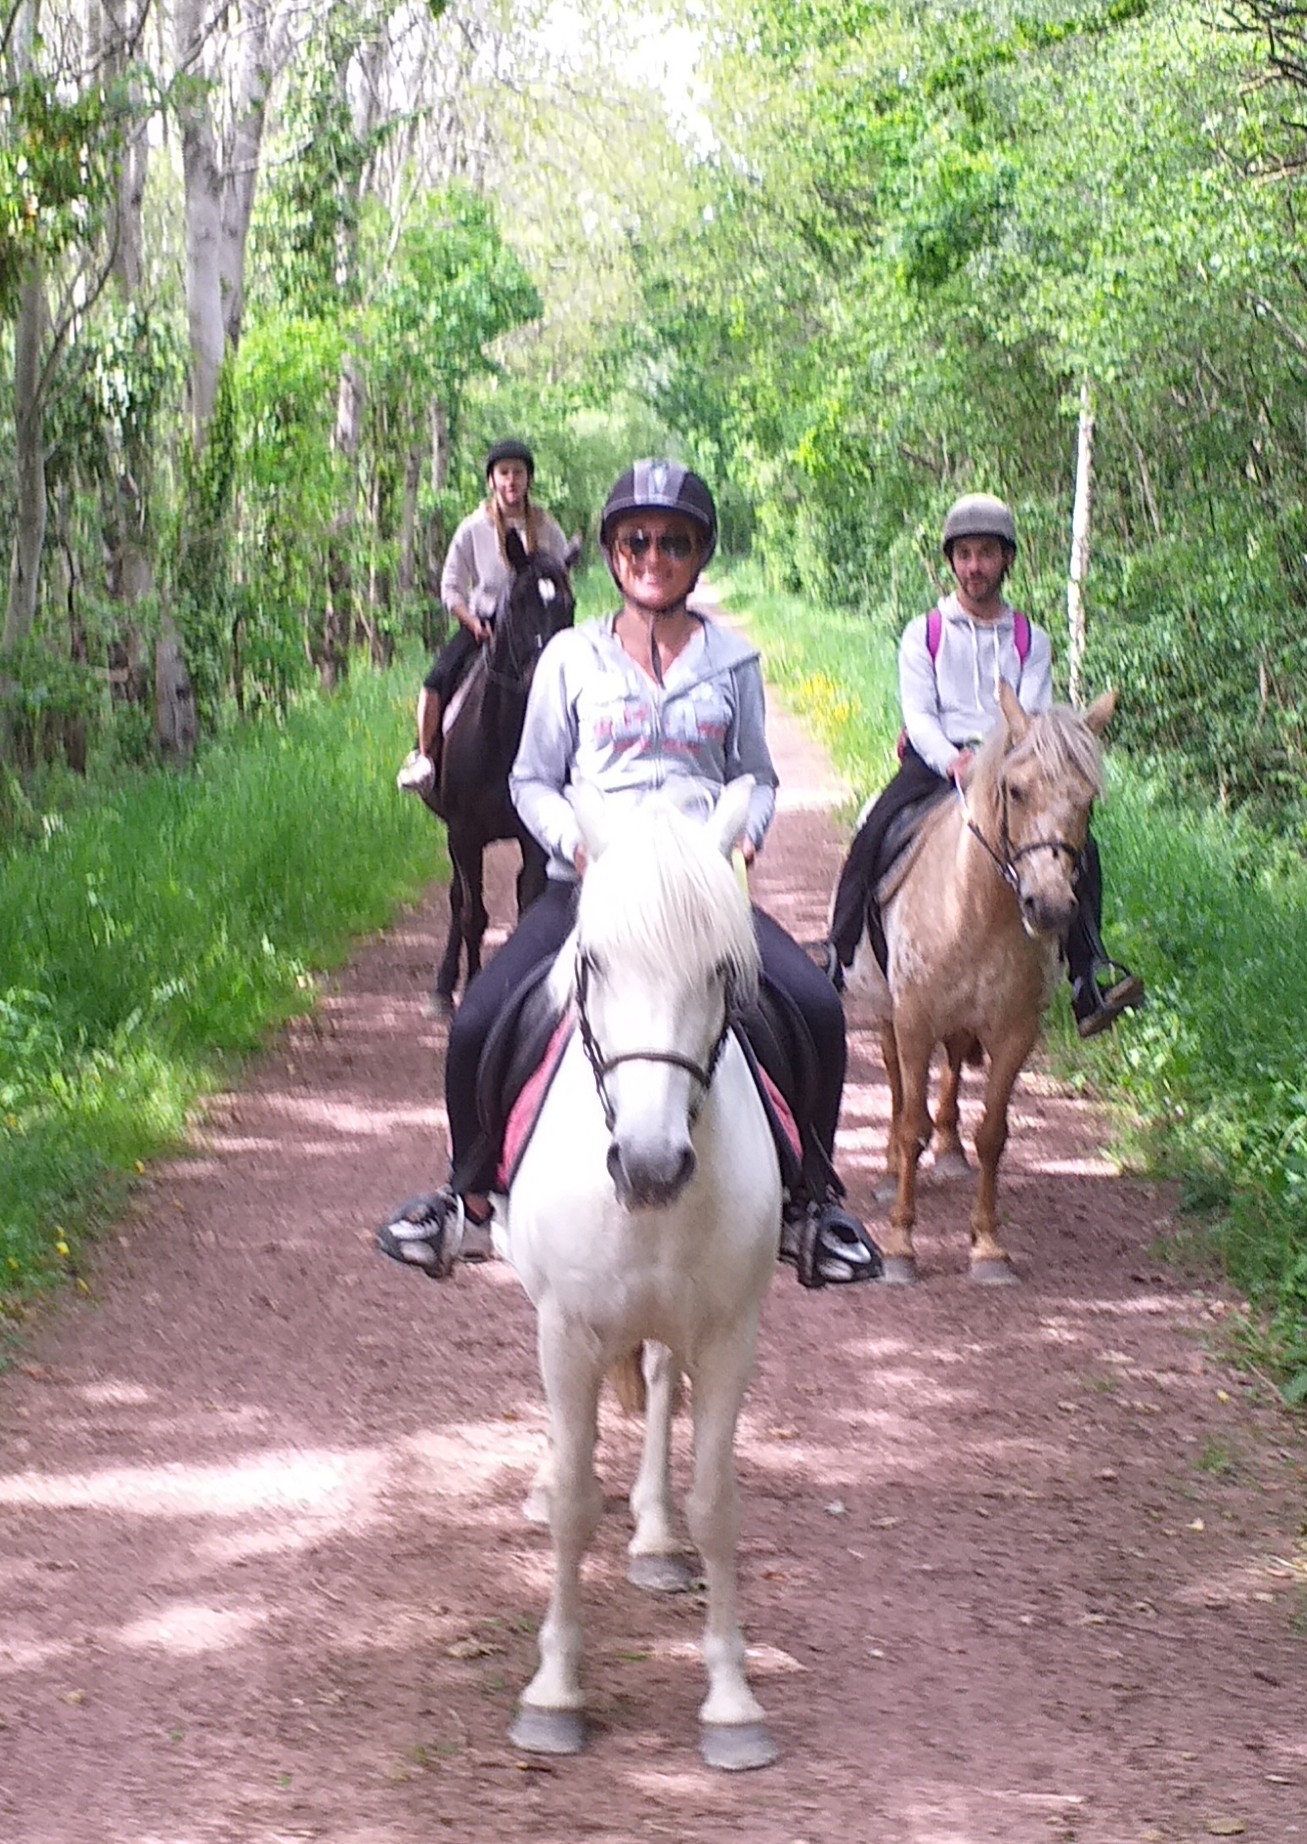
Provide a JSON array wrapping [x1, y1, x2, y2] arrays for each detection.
[[424, 529, 578, 1009]]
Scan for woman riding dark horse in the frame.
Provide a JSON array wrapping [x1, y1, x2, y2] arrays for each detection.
[[398, 440, 571, 799], [402, 529, 578, 1007]]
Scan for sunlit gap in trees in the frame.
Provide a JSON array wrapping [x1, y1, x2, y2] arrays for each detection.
[[539, 0, 717, 154]]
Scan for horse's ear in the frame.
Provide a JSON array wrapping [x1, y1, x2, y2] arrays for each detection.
[[564, 535, 582, 571], [1082, 688, 1118, 735], [998, 678, 1029, 741], [570, 782, 612, 860], [506, 527, 529, 570], [709, 776, 755, 859]]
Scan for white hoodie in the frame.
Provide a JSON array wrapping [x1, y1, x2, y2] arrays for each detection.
[[899, 591, 1054, 777]]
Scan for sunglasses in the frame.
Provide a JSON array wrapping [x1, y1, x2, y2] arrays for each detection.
[[615, 528, 697, 563]]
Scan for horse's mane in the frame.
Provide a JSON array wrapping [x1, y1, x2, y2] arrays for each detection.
[[576, 804, 760, 1004], [970, 700, 1105, 812]]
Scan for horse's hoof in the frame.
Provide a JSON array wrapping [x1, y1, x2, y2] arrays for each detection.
[[699, 1720, 779, 1772], [628, 1551, 695, 1593], [510, 1705, 588, 1755], [930, 1151, 970, 1180], [426, 992, 455, 1020], [879, 1255, 918, 1286], [873, 1175, 898, 1204], [970, 1257, 1020, 1286]]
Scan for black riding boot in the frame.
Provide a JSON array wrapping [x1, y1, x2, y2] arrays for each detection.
[[1066, 837, 1145, 1038]]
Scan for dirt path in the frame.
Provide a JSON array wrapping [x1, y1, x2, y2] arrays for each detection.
[[2, 642, 1305, 1844]]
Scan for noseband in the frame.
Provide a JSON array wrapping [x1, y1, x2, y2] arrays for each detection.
[[574, 948, 734, 1134], [963, 776, 1083, 895]]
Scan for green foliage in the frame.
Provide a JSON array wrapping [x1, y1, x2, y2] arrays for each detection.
[[235, 313, 348, 706], [0, 660, 441, 1302], [0, 74, 123, 314], [247, 20, 376, 318], [615, 0, 1307, 823], [170, 364, 240, 729], [0, 639, 103, 769], [365, 190, 542, 413]]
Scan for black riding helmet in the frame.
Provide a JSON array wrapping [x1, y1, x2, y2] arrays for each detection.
[[599, 460, 718, 584], [485, 439, 535, 481]]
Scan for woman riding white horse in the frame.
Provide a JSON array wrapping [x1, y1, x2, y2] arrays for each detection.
[[377, 460, 879, 1288]]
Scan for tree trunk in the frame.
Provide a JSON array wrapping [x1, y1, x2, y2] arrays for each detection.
[[99, 0, 155, 716], [155, 614, 198, 763], [177, 65, 226, 436], [398, 442, 423, 597], [5, 259, 49, 654], [221, 0, 275, 350], [1067, 378, 1095, 708], [424, 401, 450, 649]]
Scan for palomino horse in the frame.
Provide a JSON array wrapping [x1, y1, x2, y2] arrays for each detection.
[[846, 681, 1116, 1284], [424, 529, 578, 1009], [495, 778, 783, 1771]]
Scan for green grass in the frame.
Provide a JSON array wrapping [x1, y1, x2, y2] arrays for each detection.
[[0, 660, 442, 1310], [719, 560, 1307, 1404]]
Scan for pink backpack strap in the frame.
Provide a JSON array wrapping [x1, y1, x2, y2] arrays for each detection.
[[1013, 609, 1031, 664], [929, 605, 1028, 664]]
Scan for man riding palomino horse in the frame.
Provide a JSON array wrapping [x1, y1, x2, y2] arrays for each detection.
[[398, 440, 572, 798], [378, 459, 882, 1291], [828, 492, 1144, 1038]]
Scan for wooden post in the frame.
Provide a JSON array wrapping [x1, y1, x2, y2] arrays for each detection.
[[1067, 378, 1095, 707]]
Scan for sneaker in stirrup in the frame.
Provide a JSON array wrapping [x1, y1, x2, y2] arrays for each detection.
[[376, 1188, 466, 1279]]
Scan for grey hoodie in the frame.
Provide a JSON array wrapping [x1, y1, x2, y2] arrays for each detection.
[[510, 612, 779, 881], [899, 591, 1054, 776]]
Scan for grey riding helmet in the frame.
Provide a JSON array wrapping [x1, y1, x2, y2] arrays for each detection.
[[941, 492, 1017, 558], [599, 460, 718, 583], [485, 439, 535, 481]]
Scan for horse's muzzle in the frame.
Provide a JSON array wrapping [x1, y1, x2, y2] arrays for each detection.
[[607, 1140, 698, 1210], [1020, 889, 1078, 939]]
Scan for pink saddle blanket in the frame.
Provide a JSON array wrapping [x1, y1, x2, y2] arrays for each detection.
[[497, 1018, 802, 1191]]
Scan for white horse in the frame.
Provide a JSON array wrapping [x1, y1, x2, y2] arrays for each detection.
[[495, 776, 783, 1771]]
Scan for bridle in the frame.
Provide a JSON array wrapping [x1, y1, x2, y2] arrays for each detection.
[[573, 946, 735, 1134], [961, 775, 1083, 896]]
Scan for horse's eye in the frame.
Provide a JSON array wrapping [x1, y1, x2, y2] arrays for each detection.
[[1008, 782, 1027, 806]]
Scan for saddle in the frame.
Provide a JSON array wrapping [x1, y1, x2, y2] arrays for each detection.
[[864, 788, 952, 976], [472, 963, 812, 1199], [875, 791, 950, 909], [419, 657, 485, 821]]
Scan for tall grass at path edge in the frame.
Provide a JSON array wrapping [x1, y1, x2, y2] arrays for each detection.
[[722, 561, 1307, 1404], [0, 660, 441, 1317]]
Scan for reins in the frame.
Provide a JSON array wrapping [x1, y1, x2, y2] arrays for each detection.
[[573, 947, 735, 1134]]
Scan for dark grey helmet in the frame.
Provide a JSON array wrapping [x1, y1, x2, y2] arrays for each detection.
[[600, 460, 718, 568], [485, 439, 535, 480], [941, 492, 1017, 556]]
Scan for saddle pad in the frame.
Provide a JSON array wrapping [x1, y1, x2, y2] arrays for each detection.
[[759, 1066, 802, 1166], [443, 655, 483, 735], [498, 1014, 574, 1189], [496, 1019, 801, 1192]]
